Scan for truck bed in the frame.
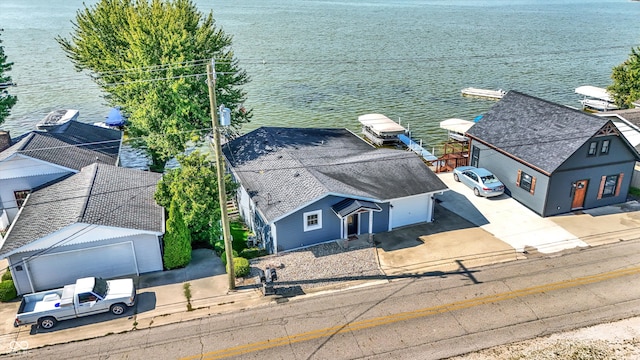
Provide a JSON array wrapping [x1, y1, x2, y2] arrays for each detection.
[[19, 291, 63, 314]]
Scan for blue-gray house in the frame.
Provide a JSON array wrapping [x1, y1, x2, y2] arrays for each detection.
[[466, 91, 640, 217], [223, 127, 449, 254]]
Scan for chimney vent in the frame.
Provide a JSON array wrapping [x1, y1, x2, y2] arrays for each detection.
[[0, 130, 10, 152]]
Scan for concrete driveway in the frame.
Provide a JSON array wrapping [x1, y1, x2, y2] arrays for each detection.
[[436, 172, 588, 254]]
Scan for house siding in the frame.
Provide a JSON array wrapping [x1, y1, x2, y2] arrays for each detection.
[[471, 141, 549, 215], [274, 195, 345, 252], [0, 156, 73, 227], [546, 162, 634, 216], [273, 195, 390, 252]]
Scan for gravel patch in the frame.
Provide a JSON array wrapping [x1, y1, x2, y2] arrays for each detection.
[[246, 240, 385, 293]]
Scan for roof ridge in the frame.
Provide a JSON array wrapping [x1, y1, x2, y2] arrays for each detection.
[[78, 163, 100, 223]]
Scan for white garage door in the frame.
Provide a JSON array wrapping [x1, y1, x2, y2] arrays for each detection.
[[391, 194, 431, 229], [25, 242, 138, 292]]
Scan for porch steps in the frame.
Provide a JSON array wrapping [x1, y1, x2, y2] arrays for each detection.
[[226, 200, 239, 219]]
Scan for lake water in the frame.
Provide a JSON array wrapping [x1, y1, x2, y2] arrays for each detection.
[[1, 0, 639, 153]]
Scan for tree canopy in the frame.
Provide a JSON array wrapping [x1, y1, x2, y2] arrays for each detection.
[[57, 0, 251, 170], [0, 29, 18, 125], [155, 150, 237, 247], [608, 46, 640, 109]]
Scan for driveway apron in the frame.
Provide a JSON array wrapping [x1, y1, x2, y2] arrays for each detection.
[[437, 173, 588, 253]]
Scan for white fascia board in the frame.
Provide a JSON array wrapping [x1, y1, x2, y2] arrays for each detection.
[[381, 189, 449, 202], [3, 222, 162, 258], [269, 192, 382, 224]]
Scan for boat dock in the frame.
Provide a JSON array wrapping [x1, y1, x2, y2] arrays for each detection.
[[358, 113, 438, 162], [461, 87, 506, 100], [397, 134, 438, 162]]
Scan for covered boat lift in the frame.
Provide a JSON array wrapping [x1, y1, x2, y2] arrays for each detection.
[[439, 118, 474, 142], [575, 86, 619, 112], [358, 113, 407, 146]]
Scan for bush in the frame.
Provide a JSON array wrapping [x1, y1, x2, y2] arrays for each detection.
[[239, 247, 266, 259], [163, 200, 192, 270], [213, 240, 225, 255], [1, 270, 12, 282], [0, 280, 17, 302], [226, 257, 250, 278], [220, 250, 238, 267]]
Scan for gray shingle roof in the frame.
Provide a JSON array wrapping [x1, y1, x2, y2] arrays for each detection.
[[0, 164, 163, 256], [223, 127, 448, 223], [0, 121, 121, 168], [466, 91, 610, 174]]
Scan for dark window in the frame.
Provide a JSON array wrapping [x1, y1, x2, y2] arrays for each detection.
[[78, 293, 97, 303], [471, 146, 480, 167], [519, 172, 533, 192], [602, 175, 618, 197], [588, 141, 598, 156], [601, 140, 610, 154], [14, 190, 30, 208], [307, 214, 318, 227]]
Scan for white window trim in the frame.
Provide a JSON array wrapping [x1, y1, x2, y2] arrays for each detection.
[[303, 210, 322, 232]]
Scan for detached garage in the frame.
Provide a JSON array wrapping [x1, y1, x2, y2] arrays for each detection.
[[0, 163, 164, 295]]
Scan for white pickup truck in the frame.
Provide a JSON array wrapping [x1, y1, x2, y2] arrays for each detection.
[[14, 277, 136, 329]]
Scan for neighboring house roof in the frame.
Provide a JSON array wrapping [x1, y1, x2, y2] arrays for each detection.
[[466, 91, 626, 174], [0, 120, 121, 168], [602, 108, 640, 127], [0, 163, 163, 256], [223, 127, 448, 223]]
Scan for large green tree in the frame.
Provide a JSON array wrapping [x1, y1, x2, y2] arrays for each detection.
[[0, 29, 18, 125], [608, 46, 640, 109], [155, 150, 237, 247], [57, 0, 251, 170]]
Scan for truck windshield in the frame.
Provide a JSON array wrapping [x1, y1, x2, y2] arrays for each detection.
[[93, 278, 108, 298]]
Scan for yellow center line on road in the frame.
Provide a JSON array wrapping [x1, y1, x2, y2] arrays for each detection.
[[181, 265, 640, 360]]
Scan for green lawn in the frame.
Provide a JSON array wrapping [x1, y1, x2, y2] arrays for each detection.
[[230, 221, 248, 252]]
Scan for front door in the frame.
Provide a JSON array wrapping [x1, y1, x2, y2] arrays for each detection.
[[347, 214, 358, 236], [571, 180, 588, 209]]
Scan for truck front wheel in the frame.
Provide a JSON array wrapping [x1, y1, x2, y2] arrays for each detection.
[[110, 303, 127, 315], [38, 317, 56, 329]]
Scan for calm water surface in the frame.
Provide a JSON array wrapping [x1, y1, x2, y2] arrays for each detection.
[[1, 0, 639, 151]]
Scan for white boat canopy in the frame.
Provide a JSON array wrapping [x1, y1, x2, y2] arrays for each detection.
[[357, 113, 406, 135], [575, 86, 614, 103], [439, 118, 474, 134]]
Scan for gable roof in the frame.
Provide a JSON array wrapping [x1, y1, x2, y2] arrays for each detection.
[[0, 121, 121, 169], [466, 91, 623, 174], [223, 127, 448, 223], [0, 163, 163, 256]]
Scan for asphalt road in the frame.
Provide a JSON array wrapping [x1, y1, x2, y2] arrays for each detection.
[[8, 239, 640, 360]]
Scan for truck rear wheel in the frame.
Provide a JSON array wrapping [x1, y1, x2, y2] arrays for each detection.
[[110, 303, 127, 315], [38, 316, 56, 329]]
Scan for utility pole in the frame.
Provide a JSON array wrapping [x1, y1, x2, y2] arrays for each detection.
[[207, 59, 235, 290]]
